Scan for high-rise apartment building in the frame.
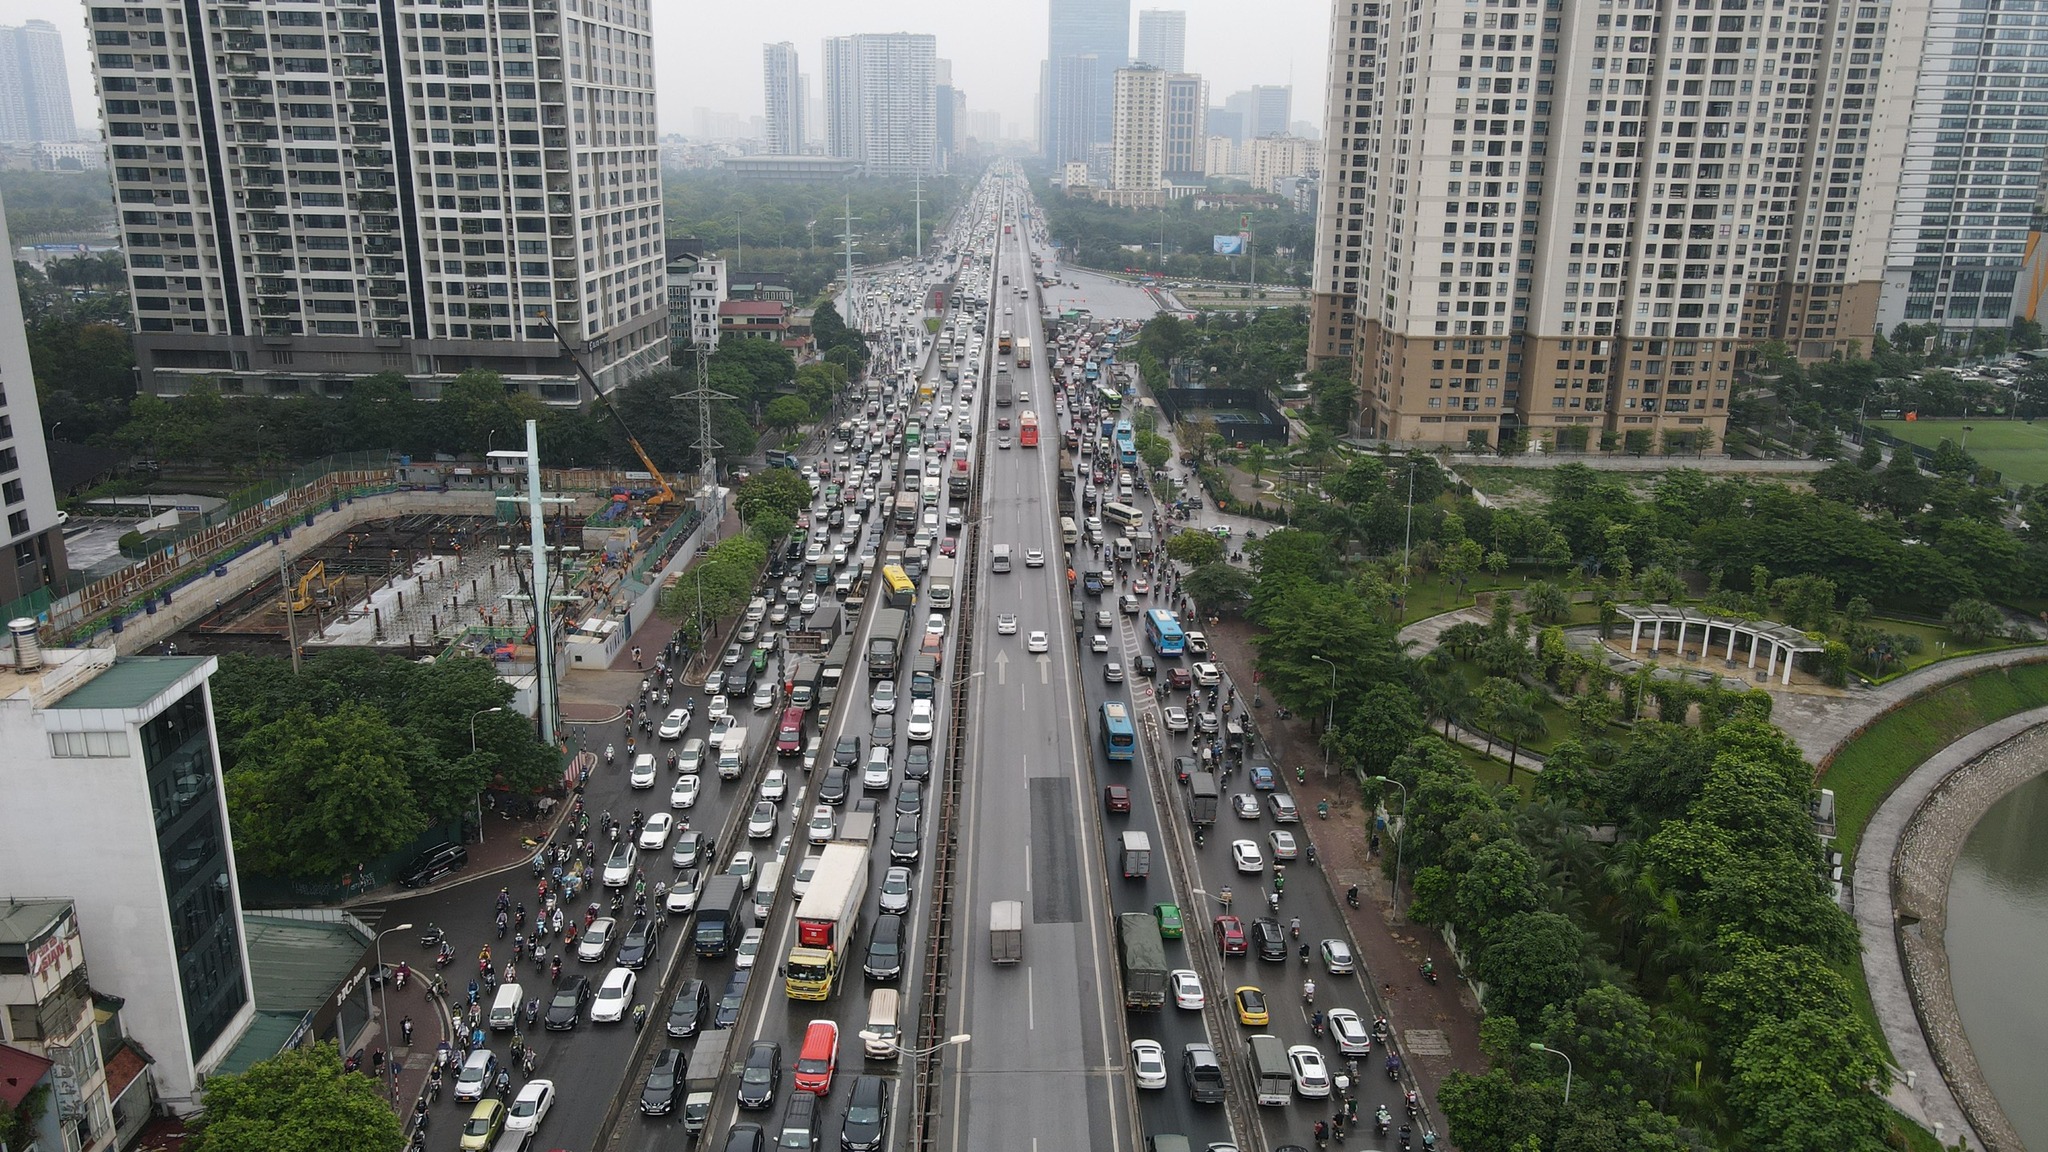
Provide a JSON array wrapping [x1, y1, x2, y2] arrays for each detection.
[[763, 42, 804, 156], [0, 648, 253, 1115], [1136, 9, 1187, 72], [821, 33, 938, 177], [1111, 66, 1167, 204], [1343, 0, 1756, 449], [0, 21, 80, 143], [1876, 0, 2027, 346], [0, 195, 70, 604], [1163, 73, 1207, 188], [1224, 85, 1293, 142], [86, 0, 668, 402], [935, 60, 967, 171], [1246, 135, 1317, 193], [1306, 0, 1381, 365], [1046, 0, 1132, 166]]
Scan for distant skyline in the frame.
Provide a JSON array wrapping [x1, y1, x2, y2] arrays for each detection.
[[32, 0, 1327, 145]]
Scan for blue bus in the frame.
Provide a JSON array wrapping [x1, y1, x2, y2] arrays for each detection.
[[1143, 609, 1186, 656], [1114, 420, 1137, 467], [1100, 701, 1136, 761]]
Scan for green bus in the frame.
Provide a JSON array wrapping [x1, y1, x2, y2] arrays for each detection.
[[904, 420, 922, 449], [1096, 385, 1121, 412]]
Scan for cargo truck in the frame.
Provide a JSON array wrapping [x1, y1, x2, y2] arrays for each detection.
[[928, 555, 957, 611], [994, 374, 1014, 407], [789, 659, 823, 711], [837, 810, 877, 847], [785, 842, 871, 1000], [788, 601, 844, 656], [716, 727, 750, 780], [1120, 830, 1151, 879], [989, 900, 1023, 965], [680, 1029, 732, 1134], [1118, 912, 1167, 1010], [694, 875, 747, 957], [1247, 1034, 1293, 1106], [1188, 772, 1220, 827], [868, 608, 911, 678]]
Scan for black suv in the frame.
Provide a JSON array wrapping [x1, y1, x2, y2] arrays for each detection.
[[737, 1041, 782, 1110], [396, 843, 467, 888], [616, 915, 661, 970], [640, 1047, 683, 1115], [1251, 917, 1288, 962], [544, 975, 590, 1030], [832, 736, 863, 769], [666, 979, 707, 1039]]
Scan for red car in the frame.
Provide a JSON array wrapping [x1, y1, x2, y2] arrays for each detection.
[[1214, 915, 1247, 957], [1104, 785, 1131, 814], [998, 416, 1012, 430], [939, 536, 957, 557], [1167, 668, 1193, 691]]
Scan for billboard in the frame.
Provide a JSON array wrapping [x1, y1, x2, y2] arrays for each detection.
[[1212, 235, 1244, 255]]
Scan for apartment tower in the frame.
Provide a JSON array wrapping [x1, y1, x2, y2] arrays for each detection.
[[0, 21, 81, 142], [1307, 0, 1382, 365], [86, 0, 669, 401], [1111, 66, 1167, 204], [0, 196, 69, 603], [1163, 72, 1208, 187], [763, 42, 804, 156], [1047, 0, 1132, 166], [822, 33, 938, 177], [1136, 9, 1187, 72]]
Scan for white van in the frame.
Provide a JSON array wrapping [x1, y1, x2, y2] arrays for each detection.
[[1113, 537, 1134, 563], [863, 988, 901, 1058], [751, 860, 783, 926], [489, 982, 524, 1031], [991, 544, 1013, 573]]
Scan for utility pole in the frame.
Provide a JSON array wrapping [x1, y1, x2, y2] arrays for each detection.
[[673, 347, 737, 517], [277, 549, 300, 675], [736, 208, 744, 276], [840, 194, 860, 293], [912, 174, 925, 260]]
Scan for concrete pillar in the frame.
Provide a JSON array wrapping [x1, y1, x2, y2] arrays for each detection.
[[1764, 641, 1778, 680], [1652, 619, 1664, 654], [1726, 626, 1739, 660], [1748, 633, 1761, 668], [1630, 619, 1643, 653], [1782, 649, 1796, 685], [1675, 620, 1688, 657]]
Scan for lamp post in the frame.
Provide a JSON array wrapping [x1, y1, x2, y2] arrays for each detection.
[[1401, 458, 1417, 595], [1311, 654, 1337, 779], [1369, 775, 1408, 918], [857, 1031, 971, 1059], [376, 921, 414, 1102], [1530, 1043, 1573, 1106], [471, 707, 503, 843]]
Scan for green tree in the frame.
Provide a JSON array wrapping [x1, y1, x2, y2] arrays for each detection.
[[734, 467, 814, 524], [223, 706, 432, 879], [1439, 1067, 1555, 1152], [1166, 528, 1226, 568], [1328, 682, 1423, 775], [1539, 983, 1678, 1113], [187, 1042, 403, 1152], [1495, 686, 1550, 774], [1525, 581, 1572, 626], [1473, 911, 1588, 1023], [1452, 838, 1541, 940], [1875, 447, 1933, 517], [764, 394, 810, 436], [1727, 1011, 1892, 1152], [1184, 561, 1254, 616], [1941, 596, 2005, 643]]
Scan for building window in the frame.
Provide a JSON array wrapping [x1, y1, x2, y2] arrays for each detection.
[[143, 688, 248, 1056], [50, 731, 131, 758]]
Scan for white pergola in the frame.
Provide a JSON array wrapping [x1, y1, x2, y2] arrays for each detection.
[[1611, 603, 1824, 686]]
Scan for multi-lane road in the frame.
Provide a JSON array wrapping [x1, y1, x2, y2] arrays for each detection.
[[377, 166, 1433, 1152]]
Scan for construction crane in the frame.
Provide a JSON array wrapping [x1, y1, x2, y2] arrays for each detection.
[[542, 315, 676, 507]]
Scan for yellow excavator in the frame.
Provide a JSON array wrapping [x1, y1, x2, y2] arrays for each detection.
[[543, 314, 676, 507], [279, 560, 342, 613]]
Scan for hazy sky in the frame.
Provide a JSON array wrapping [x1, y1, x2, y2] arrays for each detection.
[[23, 0, 1330, 142]]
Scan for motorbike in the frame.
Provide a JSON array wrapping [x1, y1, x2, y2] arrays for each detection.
[[605, 744, 615, 765], [1377, 1106, 1393, 1135], [1303, 980, 1316, 1005], [1400, 1126, 1413, 1151], [418, 925, 444, 948], [1406, 1089, 1420, 1117], [1311, 1010, 1326, 1038], [631, 1003, 648, 1032], [1386, 1054, 1403, 1081], [1421, 959, 1439, 986], [1301, 944, 1311, 965], [433, 943, 456, 969], [1346, 885, 1360, 908]]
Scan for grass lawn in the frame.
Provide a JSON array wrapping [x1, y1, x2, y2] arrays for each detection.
[[1861, 617, 2029, 681], [1870, 417, 2048, 486]]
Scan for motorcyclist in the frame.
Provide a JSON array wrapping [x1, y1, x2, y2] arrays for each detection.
[[1289, 916, 1301, 938], [1303, 979, 1316, 1003]]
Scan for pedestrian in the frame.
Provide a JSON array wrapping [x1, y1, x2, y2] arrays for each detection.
[[632, 645, 642, 668], [401, 1016, 414, 1045], [371, 1048, 385, 1073]]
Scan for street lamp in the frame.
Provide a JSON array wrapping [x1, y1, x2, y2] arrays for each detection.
[[375, 921, 414, 1102], [471, 707, 504, 844], [1310, 654, 1338, 780], [1530, 1043, 1573, 1106], [857, 1031, 971, 1059], [1369, 775, 1408, 918]]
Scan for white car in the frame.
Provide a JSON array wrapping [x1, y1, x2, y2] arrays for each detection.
[[793, 854, 820, 898], [804, 799, 841, 842], [665, 871, 701, 915], [997, 613, 1018, 635], [753, 682, 779, 711], [704, 669, 726, 695], [1024, 548, 1045, 567], [735, 927, 765, 970], [1230, 840, 1265, 873], [761, 768, 789, 803], [727, 850, 757, 885], [678, 739, 706, 775], [629, 755, 658, 789], [906, 699, 935, 742], [871, 680, 898, 714], [1163, 706, 1190, 732], [1322, 939, 1357, 975], [671, 774, 701, 810], [506, 1079, 554, 1132], [747, 801, 779, 840], [1170, 969, 1205, 1011], [1268, 830, 1299, 861], [578, 917, 616, 962], [799, 591, 820, 615], [879, 865, 913, 914], [863, 748, 894, 791], [658, 709, 690, 740], [603, 842, 637, 887], [708, 695, 731, 721], [590, 967, 636, 1023], [1327, 1008, 1373, 1056], [638, 812, 674, 850], [1288, 1045, 1332, 1098], [1131, 1039, 1168, 1090], [925, 613, 946, 636], [1191, 662, 1222, 687], [1091, 634, 1110, 654]]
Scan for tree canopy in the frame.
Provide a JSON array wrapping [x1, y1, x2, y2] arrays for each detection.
[[186, 1043, 402, 1152]]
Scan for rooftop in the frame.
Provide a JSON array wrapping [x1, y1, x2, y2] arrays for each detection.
[[49, 656, 211, 711], [0, 1044, 53, 1109], [0, 899, 70, 947], [242, 914, 369, 1015], [721, 300, 786, 317]]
